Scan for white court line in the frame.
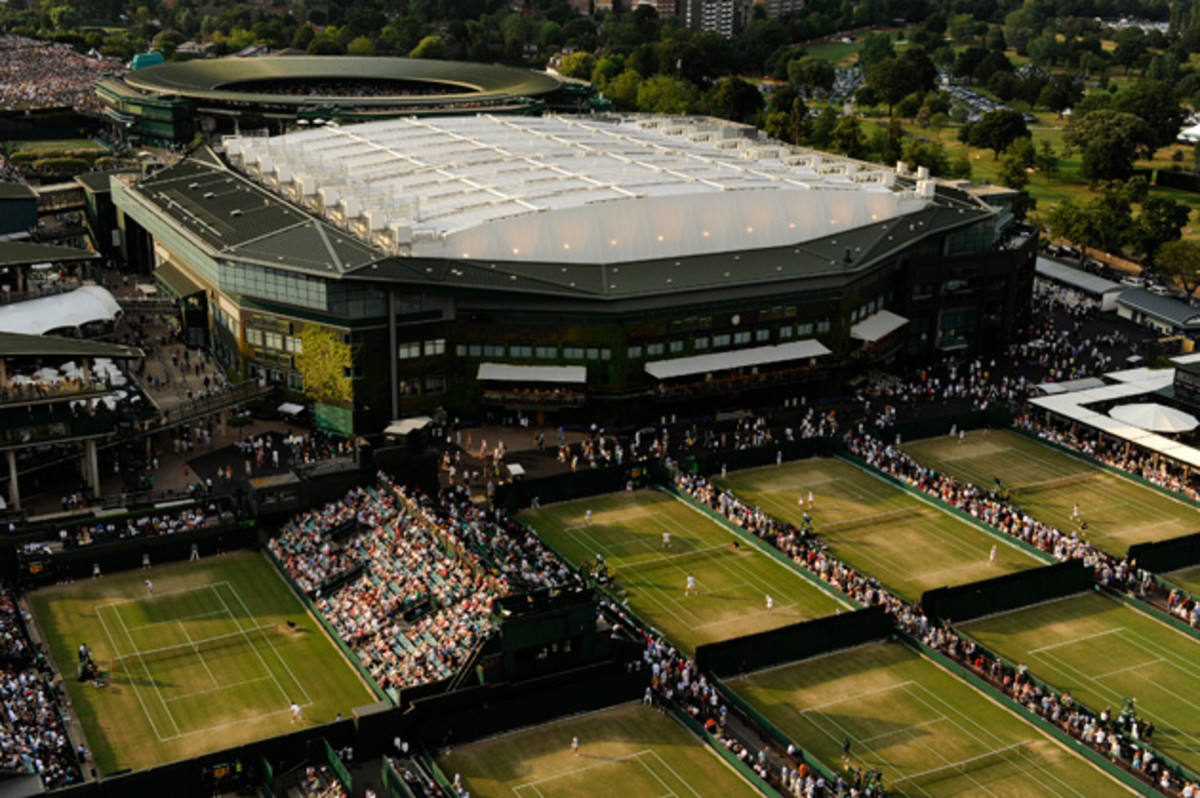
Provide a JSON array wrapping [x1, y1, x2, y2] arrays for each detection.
[[96, 582, 227, 607], [511, 749, 656, 791], [643, 750, 702, 798], [111, 602, 182, 737], [799, 680, 917, 713], [126, 608, 229, 632], [96, 604, 165, 743], [177, 620, 219, 688], [208, 583, 294, 706], [1028, 627, 1123, 654], [860, 716, 948, 744], [220, 581, 313, 706], [634, 752, 679, 798], [166, 674, 275, 702], [1092, 658, 1165, 680]]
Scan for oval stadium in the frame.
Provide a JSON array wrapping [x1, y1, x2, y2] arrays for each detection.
[[96, 56, 584, 147]]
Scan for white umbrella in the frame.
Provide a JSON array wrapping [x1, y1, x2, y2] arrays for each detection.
[[1110, 403, 1200, 433], [34, 367, 60, 382]]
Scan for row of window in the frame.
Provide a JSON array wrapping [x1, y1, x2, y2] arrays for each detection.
[[245, 329, 303, 354], [454, 344, 614, 361], [399, 339, 446, 359]]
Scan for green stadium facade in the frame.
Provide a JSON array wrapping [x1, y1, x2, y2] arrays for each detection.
[[111, 113, 1036, 434]]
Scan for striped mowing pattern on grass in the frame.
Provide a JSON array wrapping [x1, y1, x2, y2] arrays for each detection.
[[960, 590, 1200, 775], [520, 491, 846, 654], [29, 551, 375, 775], [436, 702, 761, 798], [716, 458, 1043, 602], [729, 641, 1126, 797], [901, 429, 1200, 557]]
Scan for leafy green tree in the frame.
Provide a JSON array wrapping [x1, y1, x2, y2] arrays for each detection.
[[1114, 80, 1186, 150], [857, 31, 894, 70], [347, 35, 375, 56], [830, 114, 867, 159], [558, 52, 596, 80], [637, 75, 696, 115], [409, 35, 446, 59], [881, 117, 904, 165], [296, 326, 354, 406], [1038, 74, 1082, 114], [968, 109, 1029, 158], [1133, 196, 1191, 263], [808, 106, 838, 150], [308, 33, 346, 55], [1063, 110, 1155, 182], [1157, 239, 1200, 296], [706, 77, 763, 123], [787, 56, 835, 96], [606, 70, 642, 111]]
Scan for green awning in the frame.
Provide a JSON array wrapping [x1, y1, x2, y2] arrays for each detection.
[[154, 261, 205, 298]]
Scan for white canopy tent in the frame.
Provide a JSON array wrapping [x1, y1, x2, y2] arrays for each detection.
[[850, 310, 909, 342], [0, 286, 122, 335], [645, 340, 831, 380], [477, 364, 587, 384], [277, 402, 306, 416], [1110, 403, 1200, 433], [384, 416, 432, 436]]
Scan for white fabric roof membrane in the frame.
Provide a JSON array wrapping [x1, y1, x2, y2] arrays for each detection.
[[1035, 258, 1123, 296], [476, 363, 587, 384], [0, 286, 121, 335], [850, 310, 909, 342], [1172, 352, 1200, 365], [1110, 403, 1200, 433], [384, 416, 432, 435], [225, 115, 930, 265], [645, 339, 831, 380], [1035, 377, 1107, 395]]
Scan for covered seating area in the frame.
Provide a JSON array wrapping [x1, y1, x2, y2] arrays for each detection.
[[645, 340, 831, 398], [0, 285, 122, 337], [477, 363, 587, 410]]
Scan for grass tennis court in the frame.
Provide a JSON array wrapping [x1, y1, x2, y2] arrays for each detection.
[[960, 590, 1200, 773], [30, 551, 375, 774], [436, 702, 759, 797], [520, 491, 848, 653], [717, 459, 1043, 602], [901, 429, 1200, 556], [729, 641, 1123, 797], [1163, 565, 1200, 597]]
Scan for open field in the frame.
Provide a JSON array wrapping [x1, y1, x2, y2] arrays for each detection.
[[730, 641, 1121, 796], [717, 458, 1042, 601], [1163, 565, 1200, 597], [29, 550, 375, 774], [901, 429, 1200, 556], [12, 138, 105, 151], [520, 491, 847, 653], [437, 702, 760, 797], [961, 590, 1200, 773]]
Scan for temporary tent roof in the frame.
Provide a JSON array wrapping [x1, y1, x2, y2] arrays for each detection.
[[1109, 402, 1200, 433], [476, 363, 587, 384], [277, 402, 305, 416], [850, 310, 909, 342], [0, 286, 121, 335], [1035, 257, 1123, 298], [384, 416, 432, 435], [645, 339, 831, 380]]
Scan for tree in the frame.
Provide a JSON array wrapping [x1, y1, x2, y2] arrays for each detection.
[[558, 52, 596, 80], [409, 35, 446, 59], [997, 148, 1033, 220], [1064, 110, 1155, 182], [1046, 183, 1135, 255], [968, 109, 1029, 158], [347, 35, 375, 56], [296, 326, 354, 406], [606, 70, 642, 111], [1114, 80, 1186, 151], [1034, 140, 1058, 176], [830, 114, 868, 159], [307, 33, 345, 55], [1133, 196, 1191, 263], [881, 117, 904, 165], [787, 56, 835, 97], [1038, 74, 1082, 114], [706, 77, 763, 123], [857, 32, 894, 70], [1157, 239, 1200, 296], [637, 75, 696, 115]]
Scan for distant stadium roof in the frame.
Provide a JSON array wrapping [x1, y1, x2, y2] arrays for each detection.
[[645, 339, 831, 380], [224, 114, 962, 266], [0, 286, 121, 335]]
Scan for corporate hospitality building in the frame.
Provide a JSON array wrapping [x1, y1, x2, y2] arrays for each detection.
[[111, 113, 1036, 433]]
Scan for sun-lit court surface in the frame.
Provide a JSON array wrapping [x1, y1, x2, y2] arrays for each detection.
[[29, 551, 375, 774], [961, 590, 1200, 773], [730, 641, 1124, 796], [436, 702, 760, 797], [520, 491, 848, 653], [901, 429, 1200, 556], [717, 458, 1043, 601]]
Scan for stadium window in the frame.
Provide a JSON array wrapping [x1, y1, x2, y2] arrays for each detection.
[[288, 372, 303, 391], [601, 348, 611, 361], [535, 346, 557, 359], [456, 344, 467, 357], [755, 329, 770, 342], [425, 339, 446, 356], [286, 336, 303, 354], [564, 346, 584, 360], [647, 342, 665, 356], [342, 366, 363, 379], [468, 344, 482, 357], [694, 336, 709, 350], [425, 375, 446, 393], [785, 306, 797, 318], [698, 316, 713, 329], [483, 344, 505, 357], [817, 319, 831, 333], [398, 342, 422, 359], [669, 340, 684, 354], [713, 334, 731, 348], [264, 332, 283, 351], [245, 329, 263, 347], [586, 347, 601, 360], [627, 345, 643, 359], [733, 331, 751, 345], [797, 322, 814, 336], [779, 325, 794, 339], [511, 345, 532, 358]]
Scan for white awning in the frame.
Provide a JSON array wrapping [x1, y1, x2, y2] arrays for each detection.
[[277, 402, 305, 416], [645, 339, 831, 380], [850, 310, 909, 342], [384, 416, 432, 435], [1035, 377, 1107, 395], [506, 463, 526, 477], [0, 286, 121, 335], [477, 363, 587, 384]]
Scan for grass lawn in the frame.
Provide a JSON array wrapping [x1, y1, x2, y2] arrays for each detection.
[[29, 550, 376, 774], [520, 491, 848, 654], [730, 641, 1122, 796], [960, 590, 1200, 774], [12, 138, 105, 152], [717, 458, 1043, 602], [901, 429, 1200, 557], [436, 702, 760, 797], [1163, 565, 1200, 597]]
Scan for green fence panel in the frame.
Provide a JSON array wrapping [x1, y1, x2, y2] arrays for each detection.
[[920, 561, 1093, 624], [380, 757, 416, 798]]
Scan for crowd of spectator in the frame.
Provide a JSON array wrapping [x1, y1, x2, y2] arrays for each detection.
[[58, 504, 212, 549], [0, 35, 122, 115], [268, 486, 389, 594], [0, 588, 30, 665]]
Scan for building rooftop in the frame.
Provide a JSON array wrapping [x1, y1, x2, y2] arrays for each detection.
[[224, 114, 984, 266], [1117, 287, 1200, 329], [0, 242, 100, 269]]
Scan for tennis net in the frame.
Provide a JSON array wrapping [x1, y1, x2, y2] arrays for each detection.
[[111, 624, 276, 669], [891, 740, 1032, 790], [818, 506, 925, 536], [1013, 471, 1095, 494]]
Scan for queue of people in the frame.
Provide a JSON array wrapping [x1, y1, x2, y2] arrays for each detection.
[[0, 35, 122, 115]]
